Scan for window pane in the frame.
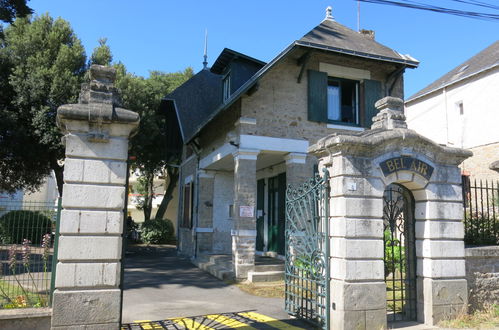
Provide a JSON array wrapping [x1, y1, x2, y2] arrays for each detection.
[[341, 80, 356, 123], [327, 84, 340, 121]]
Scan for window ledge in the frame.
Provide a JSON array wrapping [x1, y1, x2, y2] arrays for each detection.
[[327, 124, 365, 132]]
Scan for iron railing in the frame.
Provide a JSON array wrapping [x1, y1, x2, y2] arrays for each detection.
[[0, 199, 60, 309], [383, 184, 417, 322], [285, 170, 330, 330], [462, 177, 499, 246]]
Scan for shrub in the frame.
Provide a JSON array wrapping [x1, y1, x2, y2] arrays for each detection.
[[384, 229, 405, 277], [0, 210, 53, 244], [140, 219, 175, 245]]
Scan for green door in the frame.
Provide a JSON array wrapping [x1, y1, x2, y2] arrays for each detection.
[[268, 173, 286, 254], [256, 179, 265, 251]]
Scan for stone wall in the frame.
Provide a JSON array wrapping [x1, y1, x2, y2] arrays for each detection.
[[198, 100, 241, 159], [212, 172, 234, 254], [465, 246, 499, 311], [461, 142, 499, 181], [0, 308, 51, 330]]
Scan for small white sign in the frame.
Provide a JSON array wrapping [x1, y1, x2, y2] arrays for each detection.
[[239, 206, 254, 218]]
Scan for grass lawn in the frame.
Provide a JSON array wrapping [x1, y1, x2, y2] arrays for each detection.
[[232, 280, 286, 298], [386, 278, 404, 313], [439, 305, 499, 329]]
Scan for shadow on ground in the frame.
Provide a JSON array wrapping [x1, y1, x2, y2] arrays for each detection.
[[122, 310, 316, 329], [123, 244, 229, 291]]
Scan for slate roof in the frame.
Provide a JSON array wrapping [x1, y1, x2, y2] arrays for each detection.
[[407, 40, 499, 102], [297, 18, 419, 68], [163, 69, 222, 141], [167, 17, 419, 143], [211, 48, 266, 75]]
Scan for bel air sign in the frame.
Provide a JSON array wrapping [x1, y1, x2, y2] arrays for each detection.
[[379, 156, 434, 180]]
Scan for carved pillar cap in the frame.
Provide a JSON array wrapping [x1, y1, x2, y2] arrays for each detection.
[[371, 96, 407, 130], [56, 65, 139, 139], [89, 64, 116, 83], [374, 96, 404, 111]]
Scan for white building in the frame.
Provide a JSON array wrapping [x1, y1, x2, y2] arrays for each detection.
[[405, 40, 499, 181]]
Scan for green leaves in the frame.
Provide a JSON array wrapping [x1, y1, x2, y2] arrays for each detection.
[[114, 65, 192, 221], [0, 13, 85, 194]]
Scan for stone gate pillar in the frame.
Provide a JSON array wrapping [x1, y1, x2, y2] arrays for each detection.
[[51, 65, 139, 329], [309, 97, 471, 329], [232, 149, 259, 279]]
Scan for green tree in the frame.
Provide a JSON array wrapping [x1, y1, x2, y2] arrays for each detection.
[[88, 41, 192, 221], [0, 0, 32, 38], [90, 37, 112, 66], [0, 14, 86, 195], [115, 64, 192, 221], [0, 0, 32, 23]]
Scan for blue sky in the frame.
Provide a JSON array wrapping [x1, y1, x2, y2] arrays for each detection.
[[28, 0, 498, 98]]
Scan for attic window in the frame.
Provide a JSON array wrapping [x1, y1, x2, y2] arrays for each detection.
[[223, 73, 231, 101], [456, 101, 464, 115]]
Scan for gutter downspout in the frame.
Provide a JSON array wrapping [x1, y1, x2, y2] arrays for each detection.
[[444, 87, 449, 145]]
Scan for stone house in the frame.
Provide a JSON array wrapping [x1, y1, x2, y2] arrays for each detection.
[[406, 40, 499, 181], [163, 8, 418, 279]]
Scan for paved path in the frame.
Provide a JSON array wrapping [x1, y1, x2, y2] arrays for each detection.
[[121, 245, 310, 328]]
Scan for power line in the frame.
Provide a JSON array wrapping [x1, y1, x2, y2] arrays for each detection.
[[357, 0, 499, 21]]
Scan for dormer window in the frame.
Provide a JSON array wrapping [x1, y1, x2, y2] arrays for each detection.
[[327, 78, 359, 124], [223, 73, 231, 101], [308, 69, 381, 128]]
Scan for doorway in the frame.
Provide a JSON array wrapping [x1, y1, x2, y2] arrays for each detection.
[[256, 173, 286, 255], [383, 183, 417, 322]]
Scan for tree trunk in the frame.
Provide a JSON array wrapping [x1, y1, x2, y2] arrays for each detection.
[[50, 157, 64, 197], [142, 172, 154, 222], [155, 166, 179, 221]]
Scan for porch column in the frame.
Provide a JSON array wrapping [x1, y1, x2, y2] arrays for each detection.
[[51, 65, 139, 329], [196, 170, 215, 254], [232, 148, 259, 279], [284, 152, 310, 187]]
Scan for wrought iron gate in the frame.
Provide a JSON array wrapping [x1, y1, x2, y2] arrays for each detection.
[[285, 170, 330, 329], [383, 184, 417, 322]]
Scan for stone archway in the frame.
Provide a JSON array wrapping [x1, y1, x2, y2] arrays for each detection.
[[309, 97, 472, 330], [383, 183, 417, 322]]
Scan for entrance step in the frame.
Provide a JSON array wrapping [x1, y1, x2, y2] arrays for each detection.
[[254, 256, 284, 273], [192, 254, 284, 283], [247, 270, 284, 282], [192, 254, 235, 281]]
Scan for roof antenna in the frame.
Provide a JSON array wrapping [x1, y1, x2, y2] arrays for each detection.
[[325, 6, 334, 20], [203, 29, 208, 70], [357, 0, 360, 31]]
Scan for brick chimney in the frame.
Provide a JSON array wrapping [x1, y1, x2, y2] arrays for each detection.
[[360, 29, 375, 40]]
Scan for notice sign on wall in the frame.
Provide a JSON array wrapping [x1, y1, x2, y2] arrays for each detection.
[[239, 206, 254, 218], [379, 156, 434, 180]]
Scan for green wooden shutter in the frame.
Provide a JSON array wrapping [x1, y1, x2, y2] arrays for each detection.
[[363, 79, 382, 128], [308, 70, 328, 123]]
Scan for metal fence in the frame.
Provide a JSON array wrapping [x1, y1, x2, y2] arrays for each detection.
[[0, 199, 61, 309], [462, 177, 499, 246]]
